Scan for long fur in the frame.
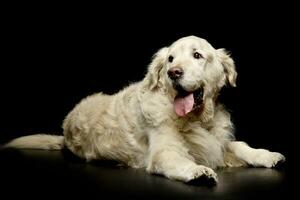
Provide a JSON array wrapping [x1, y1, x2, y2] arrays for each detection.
[[4, 36, 285, 183], [4, 134, 64, 150]]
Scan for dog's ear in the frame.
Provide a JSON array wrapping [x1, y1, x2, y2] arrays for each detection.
[[146, 47, 169, 90], [216, 48, 237, 87]]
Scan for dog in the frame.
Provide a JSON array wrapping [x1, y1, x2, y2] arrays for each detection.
[[4, 36, 285, 184]]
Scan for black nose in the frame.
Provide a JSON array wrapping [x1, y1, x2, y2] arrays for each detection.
[[167, 67, 184, 80]]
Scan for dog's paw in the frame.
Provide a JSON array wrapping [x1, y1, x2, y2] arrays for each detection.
[[252, 150, 285, 168], [187, 165, 218, 185]]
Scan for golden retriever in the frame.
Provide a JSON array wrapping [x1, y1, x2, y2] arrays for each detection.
[[5, 36, 285, 184]]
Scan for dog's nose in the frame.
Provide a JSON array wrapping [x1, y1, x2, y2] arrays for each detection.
[[167, 67, 184, 80]]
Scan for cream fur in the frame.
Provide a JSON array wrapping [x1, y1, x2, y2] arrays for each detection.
[[4, 36, 285, 184]]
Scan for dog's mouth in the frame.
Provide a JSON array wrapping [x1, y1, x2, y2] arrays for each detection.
[[173, 84, 204, 117]]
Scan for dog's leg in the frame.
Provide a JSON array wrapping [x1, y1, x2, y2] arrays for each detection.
[[146, 127, 218, 183], [226, 141, 285, 168]]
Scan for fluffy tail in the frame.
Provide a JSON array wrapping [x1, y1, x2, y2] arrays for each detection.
[[3, 134, 64, 150]]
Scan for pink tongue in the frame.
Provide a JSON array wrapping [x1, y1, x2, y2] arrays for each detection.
[[174, 93, 194, 117]]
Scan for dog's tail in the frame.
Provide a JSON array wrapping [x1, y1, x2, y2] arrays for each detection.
[[3, 134, 64, 150]]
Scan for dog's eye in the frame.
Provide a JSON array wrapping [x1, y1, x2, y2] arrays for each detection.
[[193, 52, 203, 59], [168, 55, 174, 63]]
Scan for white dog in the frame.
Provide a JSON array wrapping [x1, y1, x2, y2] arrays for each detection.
[[5, 36, 285, 184]]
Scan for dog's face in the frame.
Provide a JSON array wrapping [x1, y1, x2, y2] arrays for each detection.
[[147, 36, 237, 117], [166, 36, 216, 93]]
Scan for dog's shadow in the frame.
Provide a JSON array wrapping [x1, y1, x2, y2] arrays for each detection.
[[61, 148, 218, 187], [186, 175, 217, 187], [61, 148, 125, 169]]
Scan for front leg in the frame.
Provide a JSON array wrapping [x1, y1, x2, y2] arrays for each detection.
[[226, 141, 285, 168], [146, 127, 218, 183]]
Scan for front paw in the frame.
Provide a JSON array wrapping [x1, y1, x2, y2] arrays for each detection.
[[187, 165, 218, 185], [252, 150, 285, 168], [147, 163, 218, 185]]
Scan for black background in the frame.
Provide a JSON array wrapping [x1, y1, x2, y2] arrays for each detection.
[[1, 2, 298, 167], [0, 2, 299, 199]]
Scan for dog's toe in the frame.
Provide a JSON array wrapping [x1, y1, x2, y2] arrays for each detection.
[[188, 166, 218, 186], [252, 150, 286, 168], [271, 153, 285, 168]]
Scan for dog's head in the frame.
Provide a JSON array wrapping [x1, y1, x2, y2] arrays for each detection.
[[146, 36, 237, 118]]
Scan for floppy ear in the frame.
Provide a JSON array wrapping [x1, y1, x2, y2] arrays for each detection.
[[216, 48, 237, 87], [146, 47, 169, 90]]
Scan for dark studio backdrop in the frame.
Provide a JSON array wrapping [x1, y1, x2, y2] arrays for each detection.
[[0, 1, 299, 193]]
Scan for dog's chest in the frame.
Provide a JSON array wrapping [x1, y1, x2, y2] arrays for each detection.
[[181, 122, 227, 168]]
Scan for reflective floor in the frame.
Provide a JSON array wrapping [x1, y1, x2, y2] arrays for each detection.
[[0, 148, 295, 199]]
